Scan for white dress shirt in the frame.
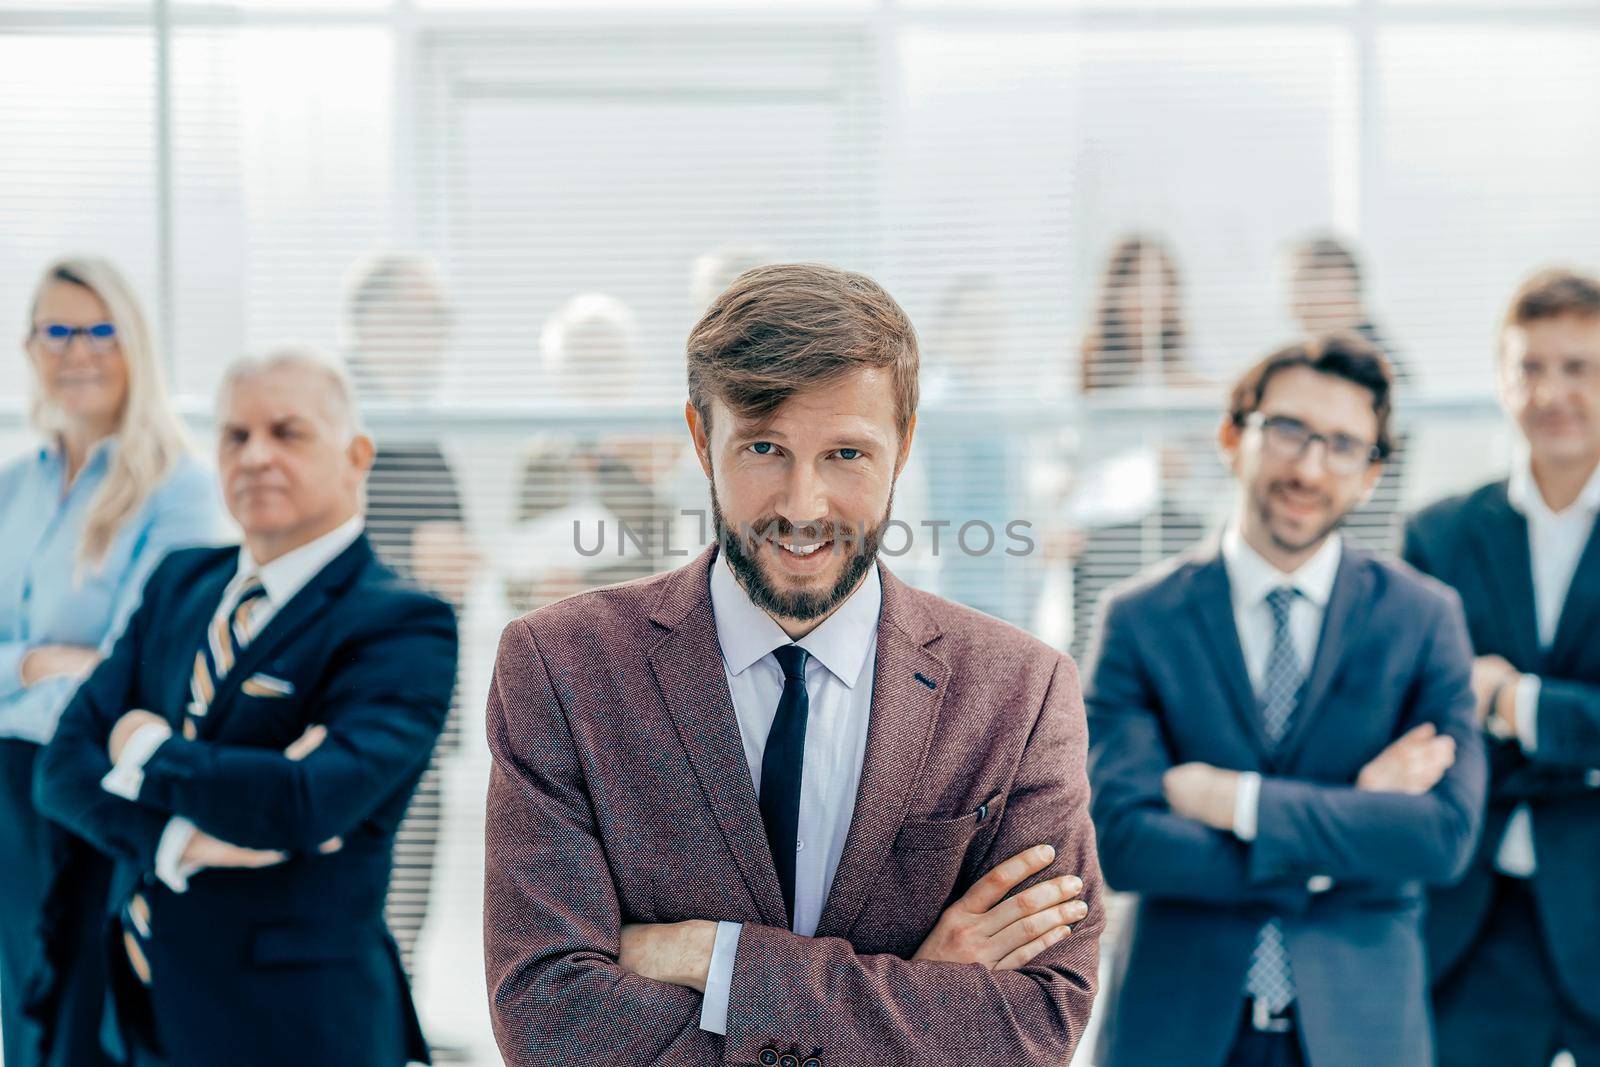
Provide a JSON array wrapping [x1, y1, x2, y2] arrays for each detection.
[[99, 515, 366, 891], [1495, 455, 1600, 878], [698, 555, 881, 1035], [1220, 525, 1341, 844]]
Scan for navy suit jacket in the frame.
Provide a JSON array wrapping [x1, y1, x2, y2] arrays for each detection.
[[1405, 480, 1600, 1019], [35, 535, 456, 1067], [1086, 540, 1485, 1067]]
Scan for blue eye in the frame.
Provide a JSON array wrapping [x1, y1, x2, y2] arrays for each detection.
[[750, 442, 775, 455], [838, 448, 861, 460]]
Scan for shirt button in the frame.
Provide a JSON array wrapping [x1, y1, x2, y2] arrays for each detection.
[[795, 840, 805, 853]]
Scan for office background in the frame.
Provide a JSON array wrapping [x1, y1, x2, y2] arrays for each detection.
[[3, 0, 1598, 1062]]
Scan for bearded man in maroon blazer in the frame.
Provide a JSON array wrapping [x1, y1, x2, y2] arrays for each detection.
[[483, 263, 1104, 1067]]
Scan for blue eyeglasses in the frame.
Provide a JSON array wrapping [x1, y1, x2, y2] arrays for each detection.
[[30, 322, 119, 356]]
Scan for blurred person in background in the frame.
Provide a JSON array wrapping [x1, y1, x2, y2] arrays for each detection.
[[344, 254, 480, 1061], [507, 292, 676, 610], [1284, 235, 1405, 382], [34, 348, 457, 1067], [1058, 235, 1215, 660], [690, 242, 778, 315], [1284, 234, 1410, 550], [1088, 332, 1484, 1067], [921, 273, 1033, 622], [1406, 268, 1600, 1066], [0, 256, 223, 1067]]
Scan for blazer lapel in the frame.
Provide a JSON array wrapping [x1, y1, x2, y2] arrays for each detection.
[[1186, 552, 1268, 760], [1275, 549, 1376, 767], [645, 547, 787, 929], [200, 537, 372, 738], [1471, 486, 1542, 670], [815, 565, 947, 941], [1547, 513, 1600, 673]]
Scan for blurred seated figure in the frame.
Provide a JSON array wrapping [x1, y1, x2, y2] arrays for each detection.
[[343, 253, 479, 1012]]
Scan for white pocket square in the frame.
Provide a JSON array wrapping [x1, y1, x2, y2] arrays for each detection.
[[241, 673, 295, 698]]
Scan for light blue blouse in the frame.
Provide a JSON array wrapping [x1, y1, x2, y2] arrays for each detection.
[[0, 439, 229, 744]]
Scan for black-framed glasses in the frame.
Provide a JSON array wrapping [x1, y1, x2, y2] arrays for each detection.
[[29, 322, 119, 357], [1244, 412, 1381, 475]]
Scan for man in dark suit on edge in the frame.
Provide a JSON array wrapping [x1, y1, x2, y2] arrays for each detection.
[[1407, 268, 1600, 1066]]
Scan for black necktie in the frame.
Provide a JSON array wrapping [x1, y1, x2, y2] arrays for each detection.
[[760, 644, 810, 928]]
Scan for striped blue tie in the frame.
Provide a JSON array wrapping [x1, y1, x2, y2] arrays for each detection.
[[1245, 586, 1303, 1016]]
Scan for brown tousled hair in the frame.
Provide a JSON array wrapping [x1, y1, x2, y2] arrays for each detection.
[[1228, 331, 1396, 460], [1502, 268, 1600, 343], [686, 262, 919, 436]]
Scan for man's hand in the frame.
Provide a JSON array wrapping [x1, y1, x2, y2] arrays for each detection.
[[618, 920, 718, 991], [22, 644, 101, 686], [1471, 654, 1519, 726], [912, 845, 1088, 970], [180, 829, 287, 870], [1163, 763, 1240, 831], [108, 709, 168, 764], [1356, 723, 1457, 794]]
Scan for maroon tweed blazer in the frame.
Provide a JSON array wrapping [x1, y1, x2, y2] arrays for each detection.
[[484, 544, 1103, 1067]]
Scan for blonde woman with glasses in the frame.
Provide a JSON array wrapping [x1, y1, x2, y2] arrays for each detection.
[[0, 257, 224, 1067]]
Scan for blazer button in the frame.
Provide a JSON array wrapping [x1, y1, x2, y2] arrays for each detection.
[[780, 1056, 799, 1067], [759, 1050, 778, 1066], [803, 1058, 822, 1067]]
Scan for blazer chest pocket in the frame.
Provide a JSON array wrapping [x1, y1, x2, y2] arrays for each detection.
[[895, 793, 1005, 853]]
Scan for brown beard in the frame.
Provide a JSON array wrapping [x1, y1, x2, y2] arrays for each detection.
[[710, 483, 892, 622]]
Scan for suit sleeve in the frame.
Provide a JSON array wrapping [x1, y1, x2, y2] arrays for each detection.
[[1250, 590, 1487, 887], [1085, 595, 1313, 912], [482, 618, 721, 1067], [1527, 679, 1600, 769], [718, 654, 1101, 1067], [130, 591, 456, 852], [34, 556, 178, 869]]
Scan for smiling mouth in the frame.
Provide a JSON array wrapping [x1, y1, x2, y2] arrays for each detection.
[[773, 538, 833, 558]]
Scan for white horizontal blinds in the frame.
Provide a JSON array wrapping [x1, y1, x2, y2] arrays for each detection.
[[168, 24, 395, 397], [0, 25, 160, 405], [416, 25, 880, 404], [1373, 25, 1600, 396]]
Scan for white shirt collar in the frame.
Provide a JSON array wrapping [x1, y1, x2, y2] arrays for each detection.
[[709, 552, 882, 690], [1507, 449, 1600, 520], [235, 514, 365, 606], [1221, 522, 1342, 612]]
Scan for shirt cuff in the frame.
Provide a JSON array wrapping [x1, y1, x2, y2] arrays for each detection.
[[155, 817, 201, 893], [99, 720, 174, 801], [698, 921, 742, 1036], [1515, 674, 1541, 754], [1232, 771, 1261, 842]]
